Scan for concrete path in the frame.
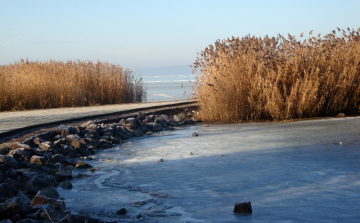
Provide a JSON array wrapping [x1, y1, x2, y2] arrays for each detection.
[[0, 100, 195, 138]]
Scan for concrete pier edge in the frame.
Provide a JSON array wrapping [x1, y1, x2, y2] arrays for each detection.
[[0, 100, 197, 139]]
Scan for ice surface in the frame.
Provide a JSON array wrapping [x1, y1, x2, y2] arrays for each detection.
[[58, 117, 360, 222]]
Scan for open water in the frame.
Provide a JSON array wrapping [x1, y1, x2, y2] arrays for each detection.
[[135, 65, 196, 102]]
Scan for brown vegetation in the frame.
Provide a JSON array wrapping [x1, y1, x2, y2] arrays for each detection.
[[193, 28, 360, 122], [0, 59, 146, 111]]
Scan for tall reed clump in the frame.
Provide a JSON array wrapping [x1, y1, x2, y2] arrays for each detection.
[[0, 59, 146, 111], [193, 28, 360, 122]]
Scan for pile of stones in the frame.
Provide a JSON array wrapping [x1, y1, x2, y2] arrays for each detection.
[[0, 112, 197, 222]]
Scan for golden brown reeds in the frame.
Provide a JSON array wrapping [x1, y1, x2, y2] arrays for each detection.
[[0, 59, 146, 111], [193, 28, 360, 122]]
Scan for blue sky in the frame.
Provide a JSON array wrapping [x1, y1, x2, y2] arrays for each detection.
[[1, 0, 359, 69]]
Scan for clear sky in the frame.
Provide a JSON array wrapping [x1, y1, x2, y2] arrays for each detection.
[[1, 0, 359, 69]]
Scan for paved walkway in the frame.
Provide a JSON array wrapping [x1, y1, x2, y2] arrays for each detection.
[[0, 100, 195, 138]]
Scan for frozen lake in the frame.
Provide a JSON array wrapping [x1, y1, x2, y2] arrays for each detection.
[[59, 117, 360, 222]]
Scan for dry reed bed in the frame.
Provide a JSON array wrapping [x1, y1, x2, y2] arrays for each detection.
[[193, 28, 360, 122], [0, 60, 146, 111]]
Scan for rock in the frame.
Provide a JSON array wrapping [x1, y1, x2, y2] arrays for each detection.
[[233, 202, 252, 213], [82, 137, 98, 147], [42, 175, 59, 187], [30, 147, 45, 156], [173, 114, 184, 123], [60, 144, 77, 157], [203, 124, 209, 127], [81, 121, 94, 128], [30, 191, 50, 207], [154, 117, 162, 124], [58, 125, 71, 136], [75, 160, 92, 169], [66, 134, 81, 142], [119, 119, 126, 125], [18, 170, 39, 182], [9, 142, 31, 150], [30, 155, 47, 165], [129, 130, 143, 137], [49, 154, 72, 166], [53, 199, 66, 212], [60, 180, 73, 189], [126, 117, 142, 130], [67, 214, 103, 223], [189, 152, 193, 155], [37, 131, 57, 142], [151, 123, 163, 132], [116, 208, 127, 215], [86, 124, 99, 131], [0, 155, 19, 169], [160, 121, 168, 128], [139, 124, 149, 133], [9, 214, 21, 222], [54, 138, 67, 147], [99, 128, 114, 137], [3, 197, 31, 218], [39, 204, 61, 221], [55, 172, 72, 181], [110, 136, 121, 144], [97, 140, 112, 149], [23, 176, 50, 195], [116, 127, 133, 140], [38, 142, 52, 151], [53, 134, 65, 141], [167, 118, 178, 126], [32, 137, 46, 145], [138, 111, 146, 120], [192, 132, 199, 137], [40, 187, 59, 198], [0, 183, 15, 198], [157, 159, 164, 163], [89, 130, 100, 139], [142, 116, 152, 123], [71, 141, 88, 155], [8, 148, 32, 161], [0, 147, 9, 155], [6, 168, 18, 179], [337, 113, 345, 117]]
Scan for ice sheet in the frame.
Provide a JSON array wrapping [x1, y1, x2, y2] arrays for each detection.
[[58, 117, 360, 222]]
